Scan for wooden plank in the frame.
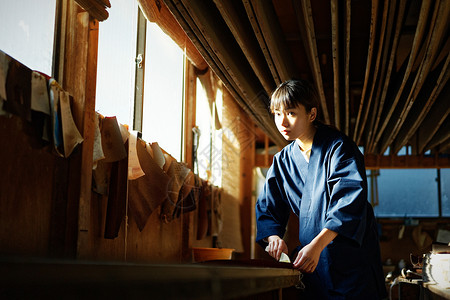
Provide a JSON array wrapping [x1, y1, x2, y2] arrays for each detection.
[[344, 0, 351, 135], [238, 112, 256, 260], [395, 52, 450, 154], [423, 117, 450, 152], [394, 6, 450, 151], [352, 0, 378, 143], [371, 0, 432, 153], [292, 0, 330, 124], [214, 0, 275, 94], [250, 0, 299, 82], [362, 0, 395, 149], [367, 0, 407, 153], [331, 0, 340, 129], [243, 0, 281, 85], [75, 0, 109, 21], [417, 77, 450, 153], [77, 15, 99, 259], [381, 0, 448, 154]]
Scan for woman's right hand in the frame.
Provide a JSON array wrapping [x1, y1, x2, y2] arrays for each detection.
[[266, 235, 289, 261]]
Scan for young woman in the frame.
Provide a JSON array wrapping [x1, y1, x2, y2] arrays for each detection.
[[256, 79, 387, 299]]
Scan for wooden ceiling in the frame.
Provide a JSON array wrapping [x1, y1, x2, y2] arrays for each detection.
[[157, 0, 449, 157]]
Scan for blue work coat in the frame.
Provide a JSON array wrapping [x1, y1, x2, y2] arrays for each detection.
[[256, 125, 387, 299]]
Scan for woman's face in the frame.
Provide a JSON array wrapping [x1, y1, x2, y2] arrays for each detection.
[[273, 104, 316, 141]]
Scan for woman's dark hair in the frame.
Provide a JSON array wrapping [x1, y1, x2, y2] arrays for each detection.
[[270, 79, 320, 117]]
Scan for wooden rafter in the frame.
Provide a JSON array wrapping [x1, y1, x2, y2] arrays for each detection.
[[371, 0, 432, 153], [331, 0, 340, 129], [344, 0, 351, 136], [243, 0, 281, 85], [364, 0, 396, 151], [417, 76, 450, 153], [353, 0, 379, 144], [395, 50, 450, 154], [367, 0, 407, 153], [250, 0, 298, 83], [292, 0, 330, 124], [381, 0, 448, 154], [214, 0, 275, 94]]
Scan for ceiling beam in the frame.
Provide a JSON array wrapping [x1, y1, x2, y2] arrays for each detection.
[[367, 0, 407, 153], [243, 0, 281, 85], [364, 0, 397, 151], [353, 0, 379, 144], [417, 82, 450, 153], [424, 117, 450, 151], [213, 0, 275, 94], [380, 0, 448, 154], [394, 51, 450, 153], [371, 0, 432, 153], [249, 0, 299, 83], [343, 0, 351, 135], [331, 0, 340, 130], [292, 0, 330, 124]]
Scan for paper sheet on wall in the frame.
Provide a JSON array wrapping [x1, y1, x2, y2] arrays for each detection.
[[92, 113, 105, 167], [31, 71, 50, 114], [101, 116, 127, 162], [128, 131, 145, 180], [59, 90, 84, 157]]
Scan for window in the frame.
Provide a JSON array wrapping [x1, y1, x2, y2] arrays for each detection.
[[0, 0, 56, 75], [195, 78, 223, 186], [141, 22, 184, 161], [95, 0, 138, 126], [372, 169, 440, 217]]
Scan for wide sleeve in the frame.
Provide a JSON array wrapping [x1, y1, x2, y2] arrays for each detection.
[[255, 159, 291, 247], [324, 141, 368, 246]]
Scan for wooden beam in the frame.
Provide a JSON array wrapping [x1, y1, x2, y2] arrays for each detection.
[[424, 117, 450, 152], [214, 0, 275, 94], [331, 0, 340, 129], [344, 0, 351, 135], [292, 0, 330, 124], [364, 0, 396, 150], [395, 52, 450, 153], [243, 0, 281, 85], [367, 0, 407, 153], [250, 0, 299, 82], [371, 0, 432, 153], [381, 0, 448, 154], [418, 81, 450, 153], [353, 0, 379, 144]]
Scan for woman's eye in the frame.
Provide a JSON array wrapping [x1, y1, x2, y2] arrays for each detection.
[[288, 112, 295, 116]]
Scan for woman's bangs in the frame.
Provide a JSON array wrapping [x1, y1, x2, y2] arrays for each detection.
[[270, 88, 295, 112]]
